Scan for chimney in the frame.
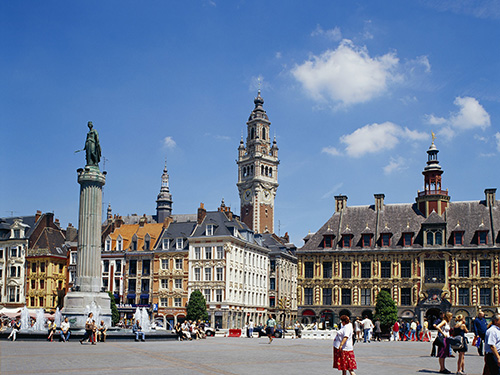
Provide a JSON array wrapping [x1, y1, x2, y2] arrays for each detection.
[[374, 194, 385, 211], [334, 195, 348, 213], [485, 188, 497, 207], [35, 210, 42, 222], [163, 216, 173, 228], [139, 214, 147, 227], [116, 216, 124, 228], [198, 203, 207, 224]]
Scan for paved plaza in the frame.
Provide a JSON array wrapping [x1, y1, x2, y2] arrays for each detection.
[[0, 337, 487, 375]]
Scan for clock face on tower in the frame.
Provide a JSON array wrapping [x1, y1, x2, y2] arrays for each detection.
[[263, 189, 271, 202], [243, 189, 252, 202]]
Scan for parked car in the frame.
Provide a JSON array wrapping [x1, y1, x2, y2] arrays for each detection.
[[204, 326, 216, 337], [254, 325, 282, 338]]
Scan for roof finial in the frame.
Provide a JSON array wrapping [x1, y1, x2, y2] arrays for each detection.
[[431, 131, 436, 144]]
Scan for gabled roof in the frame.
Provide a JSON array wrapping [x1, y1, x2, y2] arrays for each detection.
[[157, 221, 197, 250]]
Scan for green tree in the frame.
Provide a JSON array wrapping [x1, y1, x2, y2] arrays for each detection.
[[186, 290, 209, 322], [108, 291, 120, 326], [373, 290, 398, 332]]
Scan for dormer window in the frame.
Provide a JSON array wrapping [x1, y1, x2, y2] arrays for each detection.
[[162, 238, 170, 250], [453, 231, 464, 246], [105, 237, 112, 251], [116, 236, 123, 251], [176, 238, 184, 250], [478, 231, 488, 245], [362, 234, 372, 248], [131, 235, 138, 251], [403, 233, 413, 247], [323, 235, 333, 248], [342, 235, 352, 248], [381, 233, 391, 247], [144, 234, 151, 250], [426, 230, 443, 246], [206, 224, 214, 236]]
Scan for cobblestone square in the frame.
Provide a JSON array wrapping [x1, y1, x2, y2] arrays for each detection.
[[0, 337, 487, 375]]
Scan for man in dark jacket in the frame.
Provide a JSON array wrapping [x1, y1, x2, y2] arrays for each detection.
[[474, 310, 488, 356]]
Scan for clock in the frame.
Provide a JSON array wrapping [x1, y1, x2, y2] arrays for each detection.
[[263, 189, 271, 201], [243, 189, 252, 202]]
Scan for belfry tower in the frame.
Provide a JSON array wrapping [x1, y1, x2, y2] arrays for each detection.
[[415, 135, 450, 217], [237, 91, 279, 233], [156, 160, 173, 223]]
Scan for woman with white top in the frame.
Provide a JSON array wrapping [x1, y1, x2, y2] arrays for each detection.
[[333, 315, 357, 375], [436, 311, 453, 374]]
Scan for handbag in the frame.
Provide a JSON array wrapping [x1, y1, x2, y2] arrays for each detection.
[[448, 335, 464, 351], [85, 322, 92, 330], [433, 335, 445, 348]]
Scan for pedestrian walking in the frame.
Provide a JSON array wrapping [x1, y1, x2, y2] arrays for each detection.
[[484, 313, 500, 375], [354, 318, 362, 341], [333, 315, 357, 375], [392, 321, 400, 341], [360, 316, 373, 343], [416, 320, 422, 341], [410, 320, 417, 341], [436, 311, 453, 374], [265, 314, 276, 344], [452, 314, 468, 375], [422, 319, 431, 342], [473, 310, 488, 356], [80, 312, 95, 345], [294, 321, 302, 339], [248, 319, 254, 338], [373, 319, 382, 342]]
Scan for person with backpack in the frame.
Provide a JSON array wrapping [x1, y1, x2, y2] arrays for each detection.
[[451, 314, 468, 375]]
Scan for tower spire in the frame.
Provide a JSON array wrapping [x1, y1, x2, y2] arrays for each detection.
[[156, 159, 173, 223]]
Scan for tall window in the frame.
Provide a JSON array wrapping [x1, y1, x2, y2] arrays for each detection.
[[103, 260, 109, 273], [217, 246, 224, 259], [454, 232, 463, 246], [161, 259, 168, 270], [142, 259, 150, 275], [341, 288, 351, 305], [174, 279, 182, 289], [206, 224, 214, 236], [205, 247, 212, 259], [216, 289, 223, 302], [161, 279, 168, 289], [176, 238, 184, 249], [194, 268, 201, 281], [342, 235, 351, 248], [129, 260, 137, 275], [401, 260, 411, 278], [160, 297, 168, 307], [480, 288, 491, 306], [162, 238, 170, 250], [141, 279, 149, 292], [323, 288, 332, 305], [478, 231, 488, 245], [323, 262, 332, 279], [117, 237, 123, 251], [342, 262, 351, 279], [174, 298, 181, 307], [458, 260, 469, 278], [361, 262, 371, 278], [205, 268, 211, 281], [361, 288, 371, 305], [400, 288, 411, 306], [304, 288, 313, 305], [175, 258, 182, 269], [270, 278, 275, 290], [128, 279, 136, 292], [131, 238, 137, 251], [380, 261, 391, 278], [458, 288, 469, 305], [480, 260, 491, 277], [427, 230, 443, 245], [304, 262, 314, 278], [195, 247, 201, 259], [40, 262, 45, 272], [216, 267, 223, 281], [204, 289, 211, 303]]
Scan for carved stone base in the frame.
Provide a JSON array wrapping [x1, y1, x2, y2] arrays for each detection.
[[62, 291, 112, 329]]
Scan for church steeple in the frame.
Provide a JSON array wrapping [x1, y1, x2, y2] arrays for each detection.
[[156, 160, 173, 223], [237, 91, 279, 233], [416, 134, 450, 217]]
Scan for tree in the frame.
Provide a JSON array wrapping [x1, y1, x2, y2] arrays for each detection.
[[373, 290, 398, 332], [108, 291, 120, 326], [186, 290, 209, 322]]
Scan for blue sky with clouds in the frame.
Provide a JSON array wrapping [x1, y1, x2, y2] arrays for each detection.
[[1, 1, 499, 246]]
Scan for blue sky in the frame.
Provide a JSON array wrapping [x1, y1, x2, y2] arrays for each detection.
[[1, 1, 499, 247]]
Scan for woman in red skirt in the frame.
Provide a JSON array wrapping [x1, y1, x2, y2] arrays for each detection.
[[333, 315, 357, 375]]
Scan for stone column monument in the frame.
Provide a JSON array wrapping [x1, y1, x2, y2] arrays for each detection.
[[63, 121, 111, 328]]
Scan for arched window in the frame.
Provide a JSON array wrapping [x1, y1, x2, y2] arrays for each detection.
[[250, 165, 254, 175], [262, 128, 266, 140], [251, 128, 255, 139], [261, 165, 264, 175], [269, 168, 272, 177]]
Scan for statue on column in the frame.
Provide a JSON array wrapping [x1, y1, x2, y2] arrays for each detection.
[[84, 121, 101, 166]]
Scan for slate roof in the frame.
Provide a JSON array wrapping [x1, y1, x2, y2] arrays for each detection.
[[29, 226, 67, 258], [299, 199, 499, 251], [0, 215, 37, 241], [156, 221, 197, 251]]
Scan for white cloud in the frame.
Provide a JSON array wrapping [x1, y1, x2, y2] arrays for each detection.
[[426, 97, 491, 140], [495, 132, 500, 151], [474, 134, 488, 142], [321, 146, 342, 156], [338, 122, 427, 158], [321, 182, 344, 199], [291, 40, 399, 106], [163, 136, 176, 149], [449, 97, 491, 130], [383, 156, 408, 175], [275, 52, 282, 59], [311, 25, 342, 41], [421, 0, 500, 20]]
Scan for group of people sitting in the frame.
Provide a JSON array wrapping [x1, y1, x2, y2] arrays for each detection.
[[174, 320, 206, 340]]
